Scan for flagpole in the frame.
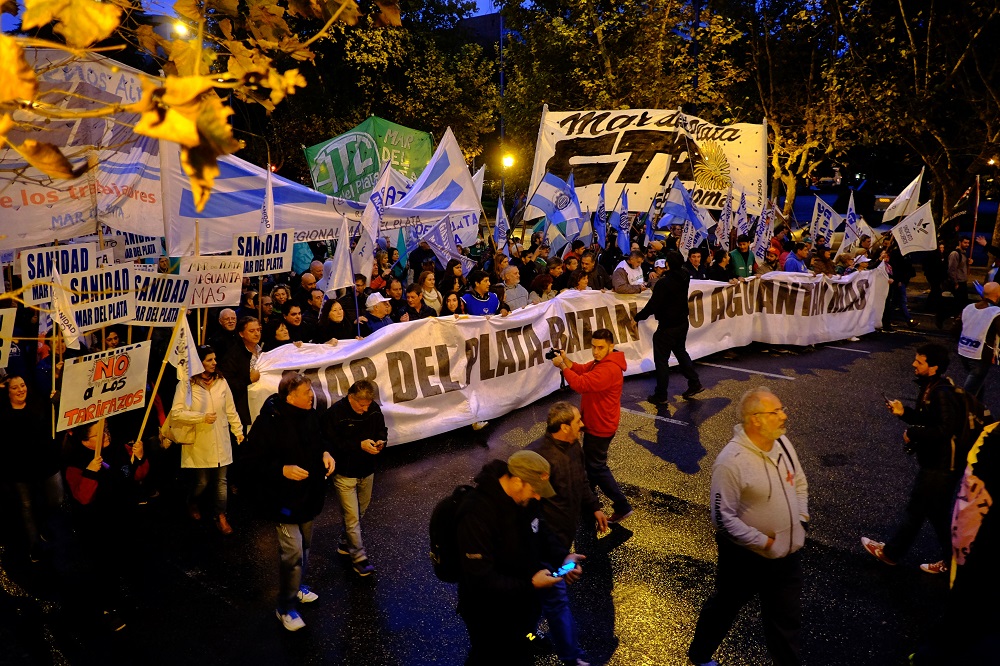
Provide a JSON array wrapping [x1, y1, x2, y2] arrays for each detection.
[[969, 175, 980, 262], [135, 307, 187, 449], [517, 170, 553, 246], [346, 234, 362, 339]]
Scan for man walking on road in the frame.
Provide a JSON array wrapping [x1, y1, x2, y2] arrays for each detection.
[[688, 388, 809, 666], [862, 343, 966, 575], [528, 403, 609, 666], [551, 328, 633, 522], [957, 281, 1000, 401], [630, 250, 703, 404]]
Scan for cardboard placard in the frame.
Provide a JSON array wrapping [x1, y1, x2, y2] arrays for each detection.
[[19, 243, 97, 305], [179, 256, 243, 308], [133, 273, 192, 327], [231, 230, 294, 277], [57, 341, 151, 431]]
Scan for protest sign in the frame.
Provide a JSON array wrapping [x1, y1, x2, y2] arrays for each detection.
[[102, 225, 162, 262], [95, 249, 114, 268], [0, 308, 15, 368], [65, 265, 134, 332], [133, 273, 192, 327], [57, 341, 151, 431], [251, 268, 890, 445], [180, 256, 243, 308], [232, 230, 294, 277], [19, 243, 97, 305]]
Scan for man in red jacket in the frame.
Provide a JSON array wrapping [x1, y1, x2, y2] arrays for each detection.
[[551, 327, 634, 522]]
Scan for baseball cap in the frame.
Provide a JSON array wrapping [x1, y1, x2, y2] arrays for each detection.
[[654, 259, 666, 269], [854, 255, 870, 264], [507, 450, 556, 498], [365, 293, 390, 309]]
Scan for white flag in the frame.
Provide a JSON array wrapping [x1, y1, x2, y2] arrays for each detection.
[[49, 268, 81, 350], [835, 192, 863, 259], [890, 202, 937, 255], [882, 168, 924, 223], [167, 315, 203, 407], [734, 191, 749, 237], [752, 201, 776, 264], [326, 217, 355, 294], [810, 196, 842, 243], [353, 162, 393, 282], [717, 187, 733, 251], [259, 164, 275, 236]]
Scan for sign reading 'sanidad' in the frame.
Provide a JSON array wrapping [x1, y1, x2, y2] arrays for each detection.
[[231, 230, 294, 277]]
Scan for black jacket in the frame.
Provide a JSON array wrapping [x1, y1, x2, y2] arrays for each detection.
[[900, 375, 965, 472], [528, 433, 601, 560], [322, 396, 388, 479], [456, 460, 542, 615], [245, 394, 331, 523], [683, 261, 708, 280], [634, 268, 691, 329], [219, 342, 255, 426]]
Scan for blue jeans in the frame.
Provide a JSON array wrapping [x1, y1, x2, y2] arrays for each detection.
[[11, 472, 64, 550], [962, 357, 992, 402], [539, 578, 580, 661], [189, 466, 228, 517], [276, 521, 313, 613], [334, 474, 373, 563]]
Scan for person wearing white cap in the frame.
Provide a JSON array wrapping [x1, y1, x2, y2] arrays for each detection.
[[648, 258, 667, 287], [362, 293, 394, 335]]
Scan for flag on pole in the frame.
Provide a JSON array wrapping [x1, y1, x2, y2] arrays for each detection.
[[529, 172, 584, 224], [259, 164, 275, 236], [593, 183, 607, 247], [494, 200, 511, 257], [882, 168, 924, 223], [613, 190, 632, 255], [836, 192, 862, 258], [717, 187, 733, 251], [166, 315, 204, 407], [890, 202, 937, 255], [326, 217, 356, 294], [49, 268, 81, 350], [353, 162, 393, 282], [752, 200, 776, 264], [421, 216, 477, 275], [734, 191, 749, 236], [810, 196, 842, 245]]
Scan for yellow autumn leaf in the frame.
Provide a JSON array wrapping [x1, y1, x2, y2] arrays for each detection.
[[171, 37, 215, 76], [372, 0, 400, 27], [161, 75, 218, 106], [23, 0, 122, 48], [325, 0, 359, 25], [219, 18, 234, 40], [181, 143, 220, 212], [194, 93, 241, 154], [10, 139, 87, 179], [277, 37, 315, 62], [135, 24, 171, 56], [247, 0, 290, 43], [0, 35, 38, 105], [0, 114, 14, 137], [173, 0, 200, 22], [134, 107, 200, 147], [206, 0, 237, 16], [287, 0, 323, 20], [223, 39, 270, 79], [266, 68, 306, 106]]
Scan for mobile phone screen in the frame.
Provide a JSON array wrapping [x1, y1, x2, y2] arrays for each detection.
[[552, 561, 576, 577]]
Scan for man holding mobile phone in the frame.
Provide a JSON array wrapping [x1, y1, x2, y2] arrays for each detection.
[[322, 380, 387, 577]]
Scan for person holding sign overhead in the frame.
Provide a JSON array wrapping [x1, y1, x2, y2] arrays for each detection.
[[170, 345, 244, 535]]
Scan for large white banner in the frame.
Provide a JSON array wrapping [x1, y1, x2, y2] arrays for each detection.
[[57, 341, 151, 431], [527, 107, 767, 220], [251, 269, 889, 445], [0, 50, 163, 250]]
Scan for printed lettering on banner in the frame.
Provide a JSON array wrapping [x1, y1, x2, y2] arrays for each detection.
[[250, 268, 890, 445], [102, 225, 163, 262], [57, 341, 151, 431], [132, 273, 192, 327], [0, 308, 16, 369], [65, 265, 135, 332], [180, 256, 243, 308], [231, 230, 294, 277], [19, 243, 98, 305]]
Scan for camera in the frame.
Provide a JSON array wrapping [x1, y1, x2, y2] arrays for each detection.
[[545, 348, 562, 360]]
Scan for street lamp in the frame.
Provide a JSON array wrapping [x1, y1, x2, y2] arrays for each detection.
[[173, 22, 189, 36]]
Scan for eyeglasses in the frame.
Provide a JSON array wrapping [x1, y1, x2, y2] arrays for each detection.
[[754, 407, 786, 416]]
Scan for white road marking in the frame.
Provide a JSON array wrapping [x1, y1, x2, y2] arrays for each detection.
[[697, 362, 796, 380], [826, 346, 870, 354], [621, 407, 689, 426]]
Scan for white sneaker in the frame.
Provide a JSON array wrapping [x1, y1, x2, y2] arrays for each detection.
[[275, 609, 306, 631], [297, 586, 319, 603], [471, 421, 489, 431]]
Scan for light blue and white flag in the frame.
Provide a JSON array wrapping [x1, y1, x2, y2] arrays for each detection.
[[836, 191, 862, 258], [734, 191, 749, 237], [166, 314, 203, 407], [494, 200, 511, 257], [353, 162, 394, 281], [883, 168, 924, 223], [49, 268, 81, 351], [662, 177, 701, 227], [422, 216, 477, 275], [529, 172, 584, 225], [259, 163, 275, 236], [614, 190, 632, 255], [593, 183, 608, 247], [810, 196, 842, 245], [752, 200, 776, 264], [717, 187, 733, 251]]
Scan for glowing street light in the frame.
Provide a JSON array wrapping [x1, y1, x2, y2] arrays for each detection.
[[990, 158, 996, 166], [502, 154, 514, 169], [173, 22, 189, 36]]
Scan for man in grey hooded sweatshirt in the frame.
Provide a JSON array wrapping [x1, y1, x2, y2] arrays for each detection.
[[688, 388, 809, 666]]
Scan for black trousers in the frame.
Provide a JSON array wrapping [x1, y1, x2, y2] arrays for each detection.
[[884, 468, 960, 563], [459, 602, 537, 666], [689, 537, 802, 666], [582, 432, 631, 514], [652, 324, 700, 398]]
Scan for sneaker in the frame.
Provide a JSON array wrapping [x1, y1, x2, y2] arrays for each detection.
[[275, 609, 306, 631], [609, 509, 634, 523], [103, 609, 126, 632], [336, 542, 350, 556], [646, 393, 670, 405], [297, 586, 319, 603], [214, 514, 233, 535], [861, 536, 897, 565], [682, 384, 705, 400], [471, 421, 489, 431], [353, 559, 375, 577], [920, 560, 948, 574]]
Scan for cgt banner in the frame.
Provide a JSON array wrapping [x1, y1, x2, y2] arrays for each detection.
[[57, 341, 151, 431], [251, 268, 889, 445], [527, 106, 767, 220]]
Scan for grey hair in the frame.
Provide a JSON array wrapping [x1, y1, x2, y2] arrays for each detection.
[[547, 401, 577, 433], [740, 387, 776, 423], [348, 379, 377, 401], [502, 265, 519, 280]]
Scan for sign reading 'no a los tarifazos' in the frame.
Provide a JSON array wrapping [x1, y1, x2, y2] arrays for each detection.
[[57, 341, 151, 432]]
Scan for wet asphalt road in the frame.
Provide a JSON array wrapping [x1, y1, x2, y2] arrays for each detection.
[[0, 307, 977, 665]]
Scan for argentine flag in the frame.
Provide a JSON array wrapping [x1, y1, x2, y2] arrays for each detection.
[[530, 172, 583, 225], [593, 183, 607, 247]]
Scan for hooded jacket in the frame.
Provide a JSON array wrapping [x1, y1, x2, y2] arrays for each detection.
[[634, 268, 691, 329], [562, 350, 627, 437], [528, 433, 602, 560], [711, 424, 809, 559]]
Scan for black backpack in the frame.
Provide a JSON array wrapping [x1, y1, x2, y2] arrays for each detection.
[[952, 387, 994, 471], [429, 484, 474, 583]]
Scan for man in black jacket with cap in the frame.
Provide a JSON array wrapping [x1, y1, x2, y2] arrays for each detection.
[[322, 380, 387, 577], [457, 450, 573, 666], [631, 250, 703, 404], [246, 372, 335, 632]]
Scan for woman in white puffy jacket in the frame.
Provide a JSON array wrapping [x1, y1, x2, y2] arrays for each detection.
[[170, 344, 244, 534]]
